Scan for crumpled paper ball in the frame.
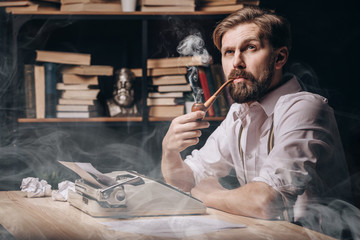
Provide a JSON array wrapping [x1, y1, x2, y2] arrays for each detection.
[[20, 177, 52, 198], [51, 180, 75, 202]]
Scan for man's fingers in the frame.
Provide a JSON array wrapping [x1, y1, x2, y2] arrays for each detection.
[[177, 111, 206, 124], [179, 130, 202, 140], [171, 120, 209, 134]]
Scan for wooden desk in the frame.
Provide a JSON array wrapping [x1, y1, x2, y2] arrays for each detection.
[[0, 191, 334, 240]]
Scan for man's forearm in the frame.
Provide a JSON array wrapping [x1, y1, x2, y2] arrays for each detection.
[[191, 180, 284, 219], [161, 151, 195, 192]]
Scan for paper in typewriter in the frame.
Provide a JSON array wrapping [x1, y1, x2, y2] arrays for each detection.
[[59, 161, 117, 187]]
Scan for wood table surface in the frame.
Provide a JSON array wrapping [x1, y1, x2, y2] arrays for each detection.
[[0, 191, 335, 240]]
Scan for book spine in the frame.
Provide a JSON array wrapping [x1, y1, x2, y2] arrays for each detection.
[[44, 63, 57, 118], [210, 64, 229, 116], [204, 66, 221, 116], [34, 65, 45, 119], [24, 64, 36, 118], [198, 67, 215, 117]]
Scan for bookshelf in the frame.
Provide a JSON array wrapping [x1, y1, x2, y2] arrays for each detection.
[[8, 11, 230, 125], [0, 9, 236, 192]]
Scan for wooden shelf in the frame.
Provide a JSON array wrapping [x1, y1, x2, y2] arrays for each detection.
[[17, 117, 143, 123], [10, 11, 233, 16], [17, 116, 224, 123]]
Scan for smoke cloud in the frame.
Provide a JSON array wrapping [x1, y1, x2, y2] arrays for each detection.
[[177, 32, 212, 103]]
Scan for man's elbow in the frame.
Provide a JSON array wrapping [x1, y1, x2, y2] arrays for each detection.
[[247, 183, 285, 220], [253, 202, 284, 220]]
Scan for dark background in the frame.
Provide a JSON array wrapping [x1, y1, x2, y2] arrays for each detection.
[[0, 0, 359, 210], [261, 0, 360, 208]]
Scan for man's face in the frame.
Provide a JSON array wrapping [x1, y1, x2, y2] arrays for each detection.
[[221, 23, 277, 103]]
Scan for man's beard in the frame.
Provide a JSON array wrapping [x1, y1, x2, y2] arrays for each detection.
[[228, 56, 276, 103]]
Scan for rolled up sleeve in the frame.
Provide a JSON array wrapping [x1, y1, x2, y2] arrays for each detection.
[[252, 93, 334, 201]]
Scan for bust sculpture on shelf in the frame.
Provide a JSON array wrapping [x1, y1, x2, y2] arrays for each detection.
[[107, 68, 138, 117]]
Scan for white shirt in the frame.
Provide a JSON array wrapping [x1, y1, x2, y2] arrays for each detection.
[[185, 76, 352, 221]]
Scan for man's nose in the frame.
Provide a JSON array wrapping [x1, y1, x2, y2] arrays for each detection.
[[233, 51, 246, 69]]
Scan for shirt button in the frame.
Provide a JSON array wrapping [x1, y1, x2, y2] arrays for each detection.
[[246, 154, 252, 159]]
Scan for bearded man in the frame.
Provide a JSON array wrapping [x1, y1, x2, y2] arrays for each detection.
[[161, 6, 352, 234]]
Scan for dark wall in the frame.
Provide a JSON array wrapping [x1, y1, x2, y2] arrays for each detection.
[[261, 0, 360, 207]]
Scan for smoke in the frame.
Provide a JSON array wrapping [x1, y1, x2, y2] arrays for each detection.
[[296, 199, 360, 239], [176, 32, 212, 63], [176, 32, 212, 103], [0, 126, 162, 191]]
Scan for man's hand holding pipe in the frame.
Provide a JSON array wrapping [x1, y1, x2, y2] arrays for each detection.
[[161, 111, 210, 192], [162, 111, 210, 153]]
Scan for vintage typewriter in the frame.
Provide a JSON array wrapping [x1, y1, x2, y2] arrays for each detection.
[[59, 161, 206, 218]]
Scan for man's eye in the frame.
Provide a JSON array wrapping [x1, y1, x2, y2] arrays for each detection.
[[248, 45, 256, 50], [223, 50, 234, 55]]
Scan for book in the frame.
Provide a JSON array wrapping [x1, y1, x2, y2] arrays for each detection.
[[197, 4, 244, 11], [198, 0, 259, 4], [56, 111, 99, 118], [24, 64, 36, 118], [56, 82, 99, 90], [152, 75, 187, 85], [36, 50, 91, 65], [204, 66, 220, 116], [61, 0, 118, 4], [198, 67, 214, 117], [210, 64, 229, 116], [148, 105, 184, 117], [239, 0, 259, 5], [58, 98, 97, 105], [5, 4, 38, 12], [147, 56, 204, 69], [34, 65, 45, 119], [157, 84, 191, 92], [215, 66, 234, 107], [0, 0, 31, 7], [5, 2, 59, 12], [56, 104, 98, 111], [148, 92, 183, 98], [62, 74, 98, 84], [61, 89, 100, 99], [147, 97, 184, 106], [60, 2, 122, 12], [198, 0, 237, 5], [141, 5, 194, 12], [44, 62, 57, 118], [131, 67, 188, 77], [61, 65, 113, 76], [142, 0, 194, 6]]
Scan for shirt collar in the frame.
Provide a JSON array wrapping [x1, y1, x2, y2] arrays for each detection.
[[232, 75, 302, 120], [259, 75, 302, 116]]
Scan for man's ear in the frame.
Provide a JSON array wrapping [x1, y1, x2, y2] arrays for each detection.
[[275, 47, 289, 70]]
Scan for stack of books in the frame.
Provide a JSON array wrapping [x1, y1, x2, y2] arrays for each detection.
[[30, 50, 113, 119], [131, 56, 205, 118], [60, 0, 122, 12], [140, 0, 195, 12], [196, 0, 259, 12], [1, 0, 60, 13]]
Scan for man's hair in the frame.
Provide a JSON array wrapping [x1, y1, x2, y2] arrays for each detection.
[[213, 6, 292, 52]]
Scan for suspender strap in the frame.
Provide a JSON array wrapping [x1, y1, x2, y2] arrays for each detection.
[[267, 121, 275, 155], [239, 122, 275, 159], [238, 125, 246, 184]]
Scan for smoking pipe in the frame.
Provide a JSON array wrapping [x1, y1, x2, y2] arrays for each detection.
[[192, 78, 235, 113]]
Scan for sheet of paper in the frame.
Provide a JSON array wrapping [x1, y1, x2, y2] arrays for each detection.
[[101, 215, 245, 238], [58, 161, 117, 187]]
